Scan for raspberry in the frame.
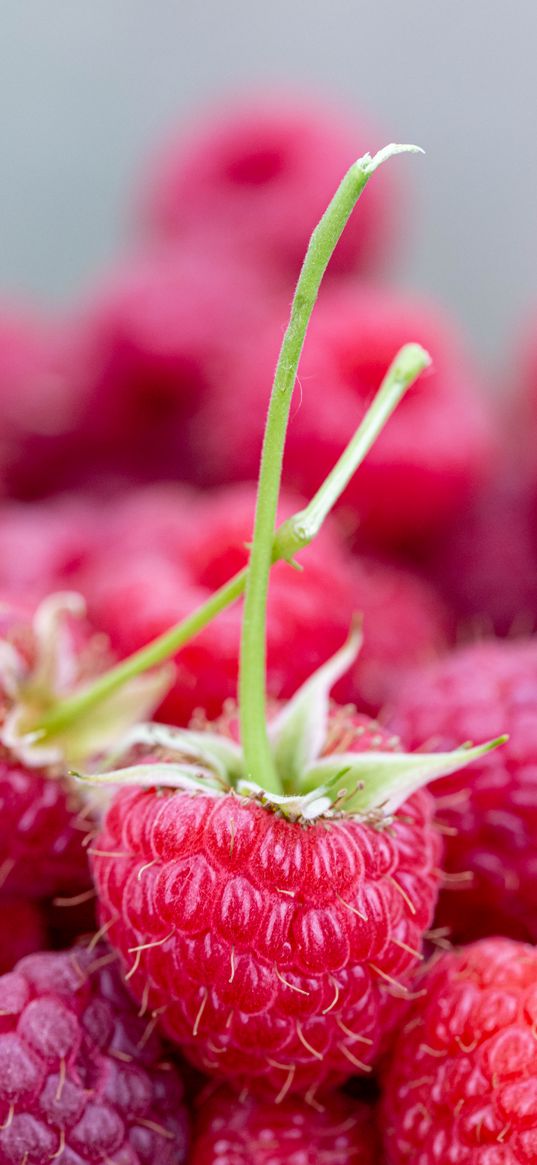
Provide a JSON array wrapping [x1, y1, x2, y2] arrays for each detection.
[[0, 758, 90, 900], [0, 900, 45, 974], [91, 709, 441, 1099], [192, 285, 495, 552], [387, 638, 537, 942], [0, 304, 87, 502], [0, 598, 111, 900], [425, 470, 537, 638], [190, 1086, 379, 1164], [137, 92, 398, 284], [81, 484, 449, 723], [382, 938, 537, 1164], [0, 496, 101, 605], [70, 245, 271, 484], [0, 946, 189, 1164]]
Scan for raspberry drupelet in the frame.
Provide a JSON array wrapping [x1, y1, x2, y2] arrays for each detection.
[[0, 946, 189, 1164], [382, 938, 537, 1164]]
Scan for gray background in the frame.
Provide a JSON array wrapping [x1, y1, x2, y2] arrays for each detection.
[[0, 1, 535, 366]]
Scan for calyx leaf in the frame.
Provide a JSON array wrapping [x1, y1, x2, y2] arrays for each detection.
[[0, 593, 173, 769], [269, 621, 362, 789], [73, 631, 507, 823], [300, 737, 508, 816]]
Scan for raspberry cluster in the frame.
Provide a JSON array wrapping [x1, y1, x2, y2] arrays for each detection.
[[0, 90, 536, 1165]]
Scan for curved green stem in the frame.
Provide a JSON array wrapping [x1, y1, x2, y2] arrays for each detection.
[[238, 144, 423, 792], [35, 571, 247, 741], [34, 147, 424, 755], [33, 340, 428, 748]]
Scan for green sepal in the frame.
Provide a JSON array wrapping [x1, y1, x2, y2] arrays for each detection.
[[299, 736, 508, 816], [77, 761, 225, 797], [269, 622, 362, 790]]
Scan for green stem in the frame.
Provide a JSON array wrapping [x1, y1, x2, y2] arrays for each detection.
[[273, 343, 431, 561], [34, 146, 423, 753], [33, 339, 428, 748], [238, 144, 423, 793], [35, 570, 247, 741]]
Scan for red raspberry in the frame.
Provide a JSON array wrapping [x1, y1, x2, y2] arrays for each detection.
[[137, 92, 398, 284], [82, 484, 449, 723], [382, 938, 537, 1164], [0, 899, 45, 973], [192, 286, 495, 552], [425, 470, 537, 638], [0, 304, 87, 502], [0, 758, 90, 900], [0, 496, 101, 605], [387, 638, 537, 942], [190, 1086, 379, 1164], [91, 710, 441, 1099], [0, 946, 189, 1163], [0, 598, 111, 900], [69, 245, 271, 484]]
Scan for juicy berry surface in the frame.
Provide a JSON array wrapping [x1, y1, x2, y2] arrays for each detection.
[[387, 638, 537, 942], [0, 946, 189, 1164], [91, 713, 441, 1099], [190, 1085, 379, 1164], [382, 938, 537, 1164]]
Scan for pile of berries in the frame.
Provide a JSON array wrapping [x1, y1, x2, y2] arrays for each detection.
[[1, 89, 537, 1164]]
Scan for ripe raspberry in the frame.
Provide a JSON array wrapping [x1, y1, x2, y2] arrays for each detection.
[[0, 899, 46, 973], [190, 1086, 379, 1164], [82, 484, 449, 724], [382, 938, 537, 1164], [0, 496, 101, 605], [191, 286, 495, 552], [425, 470, 537, 638], [91, 709, 442, 1099], [137, 92, 398, 284], [0, 304, 88, 502], [0, 758, 90, 900], [387, 638, 537, 942], [0, 946, 189, 1163], [0, 597, 112, 901], [69, 245, 271, 484]]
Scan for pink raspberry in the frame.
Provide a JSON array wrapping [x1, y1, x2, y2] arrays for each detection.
[[82, 483, 449, 724], [190, 1086, 379, 1164], [0, 899, 46, 974], [0, 946, 189, 1163], [91, 710, 441, 1100], [191, 286, 495, 552], [137, 92, 399, 284], [387, 638, 537, 942], [382, 938, 537, 1164]]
